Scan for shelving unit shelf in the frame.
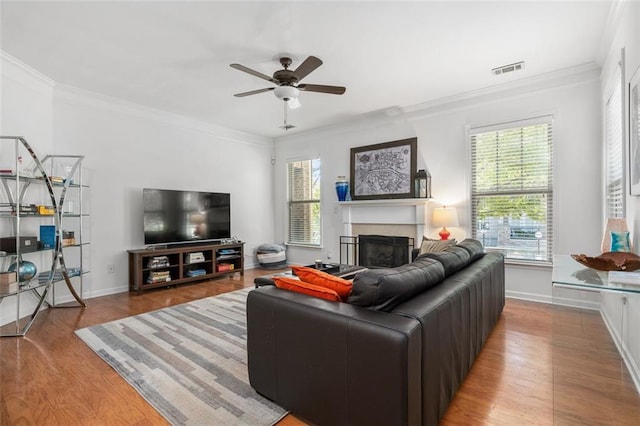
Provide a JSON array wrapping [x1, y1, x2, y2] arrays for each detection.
[[128, 242, 244, 294], [0, 136, 89, 337]]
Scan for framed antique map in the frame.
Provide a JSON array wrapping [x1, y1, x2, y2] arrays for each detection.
[[350, 138, 417, 200]]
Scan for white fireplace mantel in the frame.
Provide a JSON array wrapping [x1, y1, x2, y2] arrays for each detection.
[[338, 199, 430, 242]]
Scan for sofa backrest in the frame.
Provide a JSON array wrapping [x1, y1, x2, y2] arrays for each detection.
[[347, 257, 445, 312], [348, 239, 486, 312]]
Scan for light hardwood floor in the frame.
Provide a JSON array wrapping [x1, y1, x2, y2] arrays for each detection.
[[1, 268, 639, 425]]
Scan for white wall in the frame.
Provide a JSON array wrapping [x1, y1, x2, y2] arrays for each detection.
[[51, 86, 275, 298], [599, 0, 640, 391], [275, 65, 603, 303], [1, 54, 55, 325], [1, 53, 276, 326]]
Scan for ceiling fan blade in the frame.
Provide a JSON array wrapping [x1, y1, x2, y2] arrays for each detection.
[[291, 56, 323, 81], [298, 84, 346, 95], [230, 63, 279, 84], [233, 87, 275, 97]]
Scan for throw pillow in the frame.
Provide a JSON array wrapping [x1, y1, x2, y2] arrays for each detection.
[[611, 231, 632, 252], [419, 238, 457, 255], [273, 276, 342, 302], [291, 266, 353, 300]]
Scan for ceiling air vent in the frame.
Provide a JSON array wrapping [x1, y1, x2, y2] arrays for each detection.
[[492, 61, 525, 76]]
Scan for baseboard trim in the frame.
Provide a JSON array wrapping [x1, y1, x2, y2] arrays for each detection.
[[505, 290, 551, 304]]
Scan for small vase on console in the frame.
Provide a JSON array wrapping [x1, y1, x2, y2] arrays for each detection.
[[335, 176, 349, 201]]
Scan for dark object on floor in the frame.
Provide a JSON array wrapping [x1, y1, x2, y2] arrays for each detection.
[[256, 244, 286, 269]]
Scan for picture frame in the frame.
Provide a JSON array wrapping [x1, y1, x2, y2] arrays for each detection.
[[350, 137, 417, 200], [630, 65, 640, 196]]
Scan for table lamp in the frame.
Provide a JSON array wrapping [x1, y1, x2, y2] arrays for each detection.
[[432, 206, 459, 240]]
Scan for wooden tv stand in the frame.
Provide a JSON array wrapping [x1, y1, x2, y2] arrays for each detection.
[[128, 242, 244, 294]]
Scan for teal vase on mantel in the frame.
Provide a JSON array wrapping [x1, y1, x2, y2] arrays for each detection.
[[335, 176, 349, 202]]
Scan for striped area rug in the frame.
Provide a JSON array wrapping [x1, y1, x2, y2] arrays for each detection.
[[75, 288, 287, 425]]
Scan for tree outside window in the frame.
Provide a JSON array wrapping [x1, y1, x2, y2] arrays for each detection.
[[471, 119, 553, 262], [287, 158, 321, 246]]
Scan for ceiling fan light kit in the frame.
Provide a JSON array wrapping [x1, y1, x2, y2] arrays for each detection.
[[230, 55, 346, 129]]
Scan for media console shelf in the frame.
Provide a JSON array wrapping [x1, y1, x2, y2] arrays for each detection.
[[128, 242, 244, 294]]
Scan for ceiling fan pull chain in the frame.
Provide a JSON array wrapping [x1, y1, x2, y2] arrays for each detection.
[[283, 101, 287, 127]]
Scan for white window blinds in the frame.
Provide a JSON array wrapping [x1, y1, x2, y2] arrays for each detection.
[[470, 117, 553, 262], [287, 158, 321, 246], [605, 67, 624, 218]]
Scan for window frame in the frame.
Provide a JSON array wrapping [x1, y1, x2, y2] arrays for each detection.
[[603, 63, 625, 219], [286, 156, 322, 248], [468, 115, 554, 265]]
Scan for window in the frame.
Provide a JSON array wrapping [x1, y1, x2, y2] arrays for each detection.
[[470, 117, 553, 263], [605, 66, 624, 218], [287, 158, 321, 246]]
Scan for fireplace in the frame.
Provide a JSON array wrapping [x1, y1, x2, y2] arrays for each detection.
[[341, 235, 414, 268]]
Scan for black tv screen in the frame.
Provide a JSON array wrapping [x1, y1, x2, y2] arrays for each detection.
[[143, 188, 230, 245]]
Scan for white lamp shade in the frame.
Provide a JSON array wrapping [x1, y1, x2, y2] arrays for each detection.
[[432, 207, 459, 228], [287, 97, 301, 109], [273, 86, 300, 101]]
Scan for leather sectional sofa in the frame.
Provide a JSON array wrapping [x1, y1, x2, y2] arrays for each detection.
[[246, 239, 505, 425]]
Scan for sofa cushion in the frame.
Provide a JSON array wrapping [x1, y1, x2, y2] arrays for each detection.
[[347, 257, 445, 312], [291, 266, 353, 299], [417, 246, 471, 277], [457, 238, 485, 261], [273, 276, 342, 302], [418, 238, 457, 254]]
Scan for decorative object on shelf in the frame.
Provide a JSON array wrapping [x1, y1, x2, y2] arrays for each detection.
[[571, 252, 640, 272], [414, 169, 431, 198], [40, 225, 56, 249], [601, 218, 632, 252], [432, 206, 459, 240], [8, 260, 38, 282], [350, 138, 417, 200], [1, 137, 89, 337], [335, 176, 349, 201], [0, 271, 18, 293], [630, 64, 640, 195], [62, 230, 76, 247]]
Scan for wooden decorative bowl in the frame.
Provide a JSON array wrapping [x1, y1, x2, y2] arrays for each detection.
[[571, 252, 640, 271]]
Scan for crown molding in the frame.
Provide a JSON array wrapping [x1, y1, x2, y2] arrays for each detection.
[[54, 84, 272, 147], [276, 62, 600, 142], [596, 0, 630, 65], [1, 50, 270, 146], [403, 62, 600, 120], [1, 50, 54, 97]]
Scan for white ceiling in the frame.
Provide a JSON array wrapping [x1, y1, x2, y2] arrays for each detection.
[[0, 1, 612, 138]]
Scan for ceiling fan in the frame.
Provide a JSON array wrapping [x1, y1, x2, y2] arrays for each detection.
[[230, 55, 346, 110]]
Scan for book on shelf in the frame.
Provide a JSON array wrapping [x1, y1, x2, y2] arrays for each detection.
[[218, 249, 238, 255], [147, 255, 170, 268], [147, 270, 172, 284], [37, 268, 82, 283], [0, 280, 18, 293], [1, 271, 18, 293], [217, 263, 234, 272], [147, 276, 172, 284], [186, 269, 207, 277]]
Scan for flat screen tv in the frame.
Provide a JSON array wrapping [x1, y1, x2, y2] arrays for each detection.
[[143, 188, 230, 245]]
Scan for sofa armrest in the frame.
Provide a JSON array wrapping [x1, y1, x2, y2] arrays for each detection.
[[247, 286, 422, 426]]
